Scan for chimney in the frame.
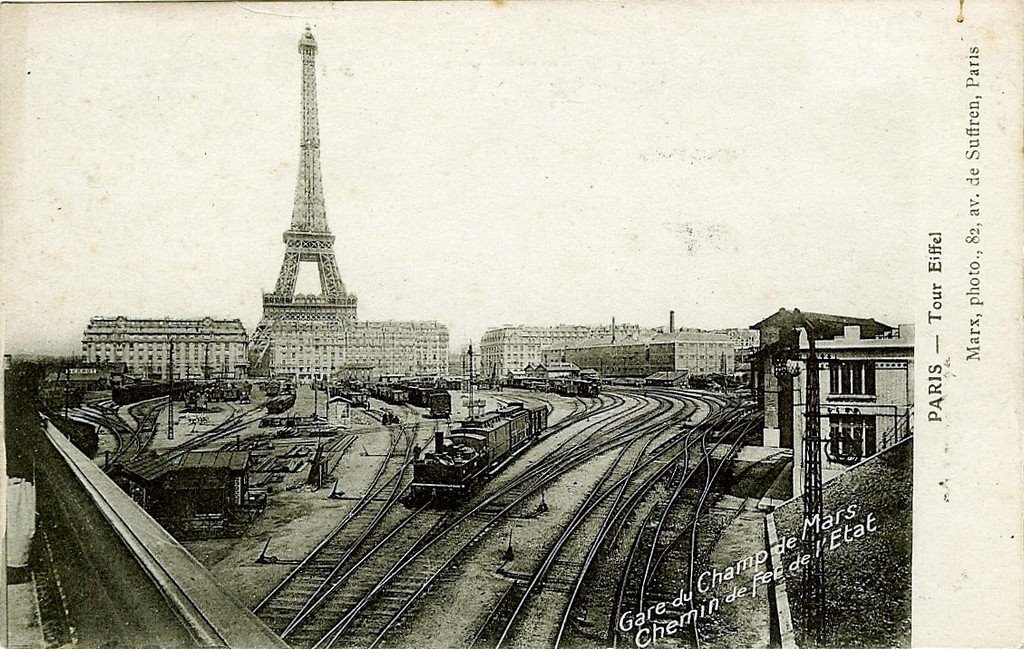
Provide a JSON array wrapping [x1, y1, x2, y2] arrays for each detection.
[[611, 317, 617, 344], [669, 310, 676, 334], [435, 427, 445, 454]]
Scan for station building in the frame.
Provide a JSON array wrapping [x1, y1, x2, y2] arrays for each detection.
[[524, 361, 582, 381], [750, 308, 893, 449], [82, 317, 249, 380], [787, 323, 914, 497]]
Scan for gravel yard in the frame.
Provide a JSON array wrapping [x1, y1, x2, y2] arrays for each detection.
[[773, 439, 912, 648]]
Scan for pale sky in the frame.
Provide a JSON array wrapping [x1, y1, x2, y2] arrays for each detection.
[[1, 1, 934, 354]]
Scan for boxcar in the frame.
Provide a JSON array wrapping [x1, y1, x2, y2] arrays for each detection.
[[425, 390, 452, 418]]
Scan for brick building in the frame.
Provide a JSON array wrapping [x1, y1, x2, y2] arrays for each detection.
[[543, 330, 735, 378]]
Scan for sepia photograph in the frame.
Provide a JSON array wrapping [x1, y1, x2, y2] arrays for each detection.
[[1, 2, 1021, 648]]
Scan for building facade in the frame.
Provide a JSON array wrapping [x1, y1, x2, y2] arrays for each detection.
[[266, 320, 449, 380], [707, 327, 760, 352], [543, 331, 735, 378], [751, 308, 893, 448], [479, 323, 648, 378], [789, 324, 914, 497], [82, 317, 248, 379]]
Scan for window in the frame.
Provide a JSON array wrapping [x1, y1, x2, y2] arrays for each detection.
[[827, 415, 876, 464], [828, 360, 876, 396]]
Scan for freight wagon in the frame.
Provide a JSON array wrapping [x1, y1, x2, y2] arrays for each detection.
[[327, 382, 370, 409], [265, 392, 297, 415], [370, 383, 410, 405], [405, 385, 452, 418], [112, 380, 191, 405], [551, 378, 601, 398]]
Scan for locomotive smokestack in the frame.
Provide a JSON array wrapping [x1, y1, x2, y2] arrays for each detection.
[[670, 310, 675, 334]]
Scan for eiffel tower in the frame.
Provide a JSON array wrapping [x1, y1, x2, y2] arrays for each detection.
[[250, 27, 357, 376]]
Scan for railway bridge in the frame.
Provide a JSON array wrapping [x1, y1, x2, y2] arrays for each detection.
[[13, 415, 288, 649]]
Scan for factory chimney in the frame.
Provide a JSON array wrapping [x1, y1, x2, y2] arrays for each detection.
[[611, 317, 617, 344], [669, 310, 676, 334]]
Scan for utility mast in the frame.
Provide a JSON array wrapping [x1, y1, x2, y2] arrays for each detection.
[[466, 343, 482, 420], [801, 323, 825, 643], [167, 338, 175, 440]]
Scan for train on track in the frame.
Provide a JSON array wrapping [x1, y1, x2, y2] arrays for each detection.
[[411, 401, 548, 502], [265, 392, 297, 415], [549, 378, 601, 398], [112, 380, 186, 405], [327, 381, 371, 409], [113, 379, 254, 407], [504, 376, 601, 398], [369, 381, 452, 418], [404, 385, 452, 418]]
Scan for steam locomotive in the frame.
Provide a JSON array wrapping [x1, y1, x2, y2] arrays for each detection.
[[411, 401, 548, 502]]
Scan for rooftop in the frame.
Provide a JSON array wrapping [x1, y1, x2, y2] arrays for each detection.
[[539, 361, 580, 371], [121, 449, 250, 482], [800, 323, 914, 349], [751, 308, 892, 340]]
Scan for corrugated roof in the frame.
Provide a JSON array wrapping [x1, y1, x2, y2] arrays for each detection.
[[122, 449, 249, 482], [540, 362, 580, 371], [751, 308, 891, 338], [178, 451, 249, 471]]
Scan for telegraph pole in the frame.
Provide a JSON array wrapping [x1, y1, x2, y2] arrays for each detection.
[[63, 360, 70, 418], [167, 338, 175, 440], [801, 323, 825, 643], [467, 343, 480, 420]]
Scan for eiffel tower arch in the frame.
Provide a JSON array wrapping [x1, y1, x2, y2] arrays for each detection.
[[250, 27, 357, 376]]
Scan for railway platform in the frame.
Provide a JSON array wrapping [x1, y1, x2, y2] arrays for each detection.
[[38, 416, 289, 648]]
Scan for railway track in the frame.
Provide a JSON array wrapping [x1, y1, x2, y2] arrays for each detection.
[[251, 393, 616, 646], [269, 391, 654, 648], [311, 391, 703, 649], [255, 422, 421, 633], [473, 392, 738, 649], [65, 397, 165, 465], [605, 410, 760, 649]]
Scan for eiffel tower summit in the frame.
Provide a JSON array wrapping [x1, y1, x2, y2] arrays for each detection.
[[250, 28, 448, 380]]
